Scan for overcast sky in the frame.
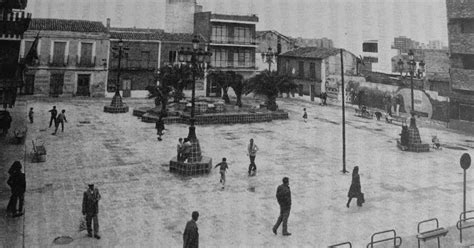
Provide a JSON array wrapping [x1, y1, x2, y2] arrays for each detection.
[[27, 0, 448, 55]]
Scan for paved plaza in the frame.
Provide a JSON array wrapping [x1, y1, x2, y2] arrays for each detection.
[[2, 96, 474, 247]]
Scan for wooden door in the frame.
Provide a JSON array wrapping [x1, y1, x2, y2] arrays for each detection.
[[77, 74, 91, 96]]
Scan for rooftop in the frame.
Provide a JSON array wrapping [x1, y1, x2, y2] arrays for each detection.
[[256, 30, 294, 43], [278, 47, 340, 59], [28, 18, 107, 33], [110, 29, 206, 42]]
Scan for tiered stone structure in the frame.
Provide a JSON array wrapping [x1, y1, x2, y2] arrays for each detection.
[[406, 126, 430, 152], [169, 138, 212, 175], [104, 92, 129, 113]]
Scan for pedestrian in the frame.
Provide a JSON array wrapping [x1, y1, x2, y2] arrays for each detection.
[[6, 161, 25, 217], [53, 109, 67, 135], [322, 91, 328, 105], [214, 157, 229, 189], [247, 138, 259, 167], [28, 107, 34, 123], [183, 211, 199, 248], [302, 108, 307, 122], [181, 138, 192, 162], [0, 110, 12, 136], [346, 166, 363, 207], [48, 106, 58, 128], [273, 177, 292, 236], [177, 138, 183, 161], [82, 183, 101, 239], [156, 116, 165, 141]]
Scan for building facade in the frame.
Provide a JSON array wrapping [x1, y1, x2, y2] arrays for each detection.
[[194, 11, 258, 96], [277, 47, 358, 99], [255, 30, 296, 71], [293, 37, 334, 48], [446, 0, 474, 131], [108, 26, 200, 98], [0, 0, 31, 107], [21, 18, 109, 97]]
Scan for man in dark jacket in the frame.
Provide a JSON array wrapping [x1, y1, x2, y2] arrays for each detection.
[[272, 177, 292, 236], [82, 184, 101, 239], [7, 161, 26, 217], [183, 211, 199, 248], [48, 106, 57, 128]]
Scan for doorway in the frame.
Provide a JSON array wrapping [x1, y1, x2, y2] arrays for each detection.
[[76, 74, 91, 96], [50, 73, 64, 97], [21, 74, 35, 95], [122, 79, 131, 97]]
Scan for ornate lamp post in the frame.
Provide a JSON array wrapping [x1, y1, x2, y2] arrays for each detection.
[[177, 36, 212, 141], [261, 47, 277, 71], [408, 50, 416, 112], [104, 39, 129, 113]]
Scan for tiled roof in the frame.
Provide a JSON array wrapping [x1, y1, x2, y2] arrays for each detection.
[[256, 30, 294, 43], [279, 47, 340, 59], [110, 29, 207, 43], [28, 18, 107, 33]]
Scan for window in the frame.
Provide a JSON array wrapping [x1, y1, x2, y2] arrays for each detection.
[[462, 55, 474, 69], [211, 49, 228, 67], [52, 41, 67, 65], [169, 50, 177, 63], [310, 62, 316, 79], [234, 26, 251, 44], [362, 42, 378, 53], [23, 40, 34, 58], [298, 61, 304, 78], [461, 19, 474, 33], [141, 51, 151, 68], [79, 42, 93, 65], [460, 104, 474, 121], [233, 49, 251, 67], [211, 25, 228, 43]]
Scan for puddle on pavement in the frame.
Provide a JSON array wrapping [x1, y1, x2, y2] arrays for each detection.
[[53, 236, 73, 245]]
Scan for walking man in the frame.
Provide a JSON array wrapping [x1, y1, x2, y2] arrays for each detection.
[[48, 106, 57, 128], [53, 109, 67, 135], [28, 107, 34, 123], [215, 158, 229, 189], [247, 139, 259, 175], [183, 211, 199, 248], [273, 177, 292, 236], [302, 108, 307, 122], [82, 183, 101, 239], [6, 161, 25, 217], [156, 116, 165, 141]]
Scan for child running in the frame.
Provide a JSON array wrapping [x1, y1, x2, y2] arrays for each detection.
[[214, 157, 229, 189]]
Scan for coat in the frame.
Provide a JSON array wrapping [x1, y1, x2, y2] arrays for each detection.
[[183, 220, 199, 248], [348, 174, 361, 198], [7, 172, 26, 195], [82, 188, 101, 215], [276, 184, 291, 212]]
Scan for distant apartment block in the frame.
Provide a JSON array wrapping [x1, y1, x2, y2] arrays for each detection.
[[446, 0, 474, 130], [194, 11, 258, 96]]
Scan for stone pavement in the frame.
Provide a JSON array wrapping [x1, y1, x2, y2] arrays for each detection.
[[2, 95, 474, 247]]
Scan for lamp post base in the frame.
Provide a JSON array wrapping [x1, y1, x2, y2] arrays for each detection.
[[104, 92, 129, 113]]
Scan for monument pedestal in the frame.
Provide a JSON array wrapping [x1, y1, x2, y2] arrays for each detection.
[[405, 126, 430, 152], [169, 137, 212, 175]]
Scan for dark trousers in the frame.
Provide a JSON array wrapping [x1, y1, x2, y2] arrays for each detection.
[[29, 115, 33, 123], [86, 214, 99, 235], [248, 163, 256, 174], [54, 121, 64, 133], [7, 193, 24, 213], [49, 116, 56, 127], [249, 155, 256, 164], [273, 209, 290, 233]]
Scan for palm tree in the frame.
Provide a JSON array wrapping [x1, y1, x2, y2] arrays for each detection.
[[245, 70, 296, 111]]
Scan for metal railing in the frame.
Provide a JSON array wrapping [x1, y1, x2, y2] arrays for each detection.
[[328, 241, 352, 248], [366, 229, 402, 248]]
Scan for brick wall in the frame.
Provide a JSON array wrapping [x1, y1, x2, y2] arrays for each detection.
[[109, 40, 160, 70]]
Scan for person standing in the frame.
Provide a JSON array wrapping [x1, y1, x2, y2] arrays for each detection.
[[53, 109, 67, 135], [247, 138, 259, 166], [302, 108, 307, 122], [28, 107, 34, 124], [273, 177, 292, 236], [346, 166, 363, 207], [215, 158, 229, 189], [156, 116, 165, 141], [181, 138, 192, 162], [183, 211, 199, 248], [6, 161, 25, 217], [177, 138, 183, 161], [48, 106, 58, 128], [82, 183, 101, 239]]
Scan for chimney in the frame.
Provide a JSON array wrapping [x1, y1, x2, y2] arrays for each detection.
[[106, 18, 110, 30]]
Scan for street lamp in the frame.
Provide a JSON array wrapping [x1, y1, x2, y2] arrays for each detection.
[[261, 47, 277, 71], [408, 50, 416, 113], [177, 35, 212, 141], [104, 39, 129, 113]]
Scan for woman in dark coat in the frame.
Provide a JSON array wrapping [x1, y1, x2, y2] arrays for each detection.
[[346, 166, 362, 208], [7, 161, 26, 217]]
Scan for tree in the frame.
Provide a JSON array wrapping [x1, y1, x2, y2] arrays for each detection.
[[226, 71, 244, 107], [207, 70, 231, 103], [245, 70, 296, 111]]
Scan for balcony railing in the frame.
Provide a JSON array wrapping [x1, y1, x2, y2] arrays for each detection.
[[0, 10, 31, 37], [48, 55, 69, 67], [210, 38, 257, 46], [450, 67, 474, 92], [77, 56, 96, 67], [109, 60, 158, 70], [212, 61, 255, 69]]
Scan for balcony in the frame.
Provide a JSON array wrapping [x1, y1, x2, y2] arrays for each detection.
[[109, 60, 157, 71], [212, 61, 256, 70], [210, 38, 257, 47], [48, 55, 69, 67], [0, 10, 31, 38], [77, 56, 96, 67], [450, 67, 474, 91]]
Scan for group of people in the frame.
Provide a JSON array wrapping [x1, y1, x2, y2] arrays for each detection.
[[177, 137, 192, 162], [48, 105, 68, 135]]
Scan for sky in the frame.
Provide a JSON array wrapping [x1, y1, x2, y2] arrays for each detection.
[[26, 0, 448, 57]]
